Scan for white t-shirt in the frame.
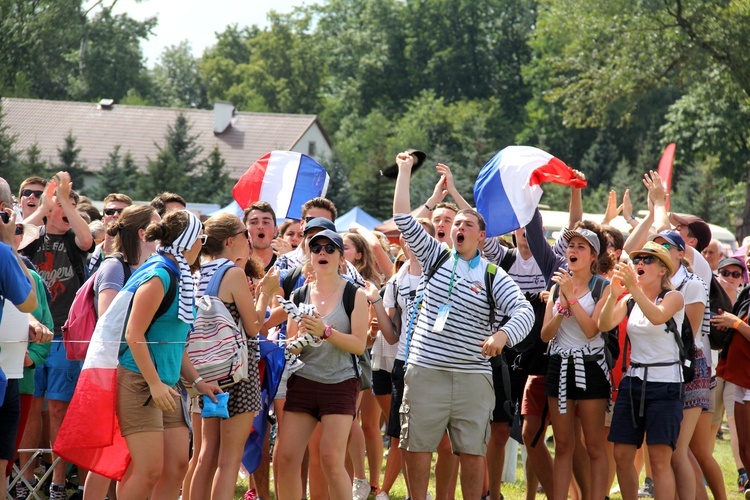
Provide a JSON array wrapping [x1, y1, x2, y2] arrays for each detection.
[[690, 250, 713, 292], [383, 263, 421, 362], [672, 266, 709, 356], [550, 289, 605, 352], [626, 291, 685, 383]]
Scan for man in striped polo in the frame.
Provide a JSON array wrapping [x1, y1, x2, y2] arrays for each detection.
[[392, 151, 534, 500]]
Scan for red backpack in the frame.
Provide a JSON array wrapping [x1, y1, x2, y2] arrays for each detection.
[[61, 255, 131, 361]]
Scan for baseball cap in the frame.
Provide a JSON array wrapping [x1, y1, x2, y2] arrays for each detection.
[[718, 257, 745, 271], [649, 230, 685, 251], [303, 217, 336, 234], [629, 241, 676, 277], [669, 213, 712, 252], [308, 229, 344, 253], [562, 228, 601, 255]]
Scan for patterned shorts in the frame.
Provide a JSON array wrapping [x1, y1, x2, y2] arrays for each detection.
[[200, 377, 262, 418], [683, 350, 710, 411]]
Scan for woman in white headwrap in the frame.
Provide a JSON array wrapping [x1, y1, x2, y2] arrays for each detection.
[[116, 210, 222, 499]]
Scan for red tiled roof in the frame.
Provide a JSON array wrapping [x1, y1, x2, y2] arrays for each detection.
[[1, 97, 329, 179]]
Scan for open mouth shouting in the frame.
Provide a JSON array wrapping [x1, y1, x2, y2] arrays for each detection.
[[636, 268, 646, 276], [455, 233, 465, 245], [568, 255, 578, 264], [62, 216, 69, 224], [437, 230, 446, 240]]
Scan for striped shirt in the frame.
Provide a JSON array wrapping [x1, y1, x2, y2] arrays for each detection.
[[483, 237, 547, 293], [394, 213, 534, 374]]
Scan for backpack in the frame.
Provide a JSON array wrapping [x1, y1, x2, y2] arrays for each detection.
[[708, 274, 733, 350], [623, 289, 696, 384], [282, 266, 304, 299], [552, 274, 620, 368], [186, 262, 249, 389], [61, 254, 132, 361]]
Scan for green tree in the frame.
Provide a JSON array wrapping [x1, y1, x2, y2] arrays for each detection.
[[138, 114, 203, 200], [192, 146, 232, 205], [55, 131, 88, 192], [89, 145, 140, 200], [0, 104, 22, 190], [19, 144, 48, 179], [152, 41, 207, 108]]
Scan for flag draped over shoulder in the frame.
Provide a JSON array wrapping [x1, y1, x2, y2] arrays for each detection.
[[474, 146, 586, 237], [233, 151, 330, 220], [53, 255, 181, 481], [242, 336, 285, 474]]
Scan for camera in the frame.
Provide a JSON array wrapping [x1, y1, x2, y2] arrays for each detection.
[[0, 212, 9, 224]]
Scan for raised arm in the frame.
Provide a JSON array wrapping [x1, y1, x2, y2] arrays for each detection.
[[55, 172, 94, 251], [393, 152, 415, 215], [436, 163, 472, 210], [568, 169, 585, 229]]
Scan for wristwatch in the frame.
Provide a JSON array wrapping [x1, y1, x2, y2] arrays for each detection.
[[323, 325, 333, 340]]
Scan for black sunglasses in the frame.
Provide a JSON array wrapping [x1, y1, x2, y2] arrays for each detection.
[[720, 269, 743, 279], [310, 243, 337, 255], [15, 224, 24, 236], [21, 189, 44, 198], [234, 229, 249, 238], [632, 255, 657, 265], [103, 208, 125, 216]]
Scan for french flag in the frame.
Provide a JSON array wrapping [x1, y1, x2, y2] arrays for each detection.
[[233, 151, 330, 220], [474, 146, 586, 237]]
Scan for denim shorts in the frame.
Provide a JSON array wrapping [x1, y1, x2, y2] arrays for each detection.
[[608, 377, 683, 450], [33, 342, 81, 402]]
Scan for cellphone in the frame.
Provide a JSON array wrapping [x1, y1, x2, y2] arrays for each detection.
[[0, 212, 9, 224]]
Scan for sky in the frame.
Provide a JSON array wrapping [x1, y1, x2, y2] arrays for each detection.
[[103, 0, 309, 66]]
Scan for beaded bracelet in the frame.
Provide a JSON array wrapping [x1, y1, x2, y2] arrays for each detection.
[[555, 302, 572, 318]]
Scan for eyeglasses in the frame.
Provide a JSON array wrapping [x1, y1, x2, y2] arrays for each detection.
[[198, 234, 208, 245], [15, 224, 24, 236], [21, 189, 43, 198], [103, 208, 124, 217], [720, 269, 743, 279], [310, 243, 337, 255], [632, 256, 657, 266], [234, 229, 249, 239]]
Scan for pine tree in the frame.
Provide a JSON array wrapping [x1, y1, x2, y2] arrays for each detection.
[[139, 113, 203, 200], [0, 104, 22, 190], [89, 145, 141, 200], [55, 131, 88, 192], [192, 146, 231, 205], [20, 144, 48, 179]]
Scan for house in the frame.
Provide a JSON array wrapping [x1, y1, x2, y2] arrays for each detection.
[[1, 97, 333, 187]]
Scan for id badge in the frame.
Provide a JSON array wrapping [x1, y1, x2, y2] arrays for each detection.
[[432, 304, 452, 332]]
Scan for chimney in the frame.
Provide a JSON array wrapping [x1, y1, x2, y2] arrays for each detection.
[[98, 98, 114, 110], [214, 101, 235, 134]]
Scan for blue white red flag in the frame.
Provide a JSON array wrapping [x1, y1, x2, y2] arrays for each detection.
[[474, 146, 585, 237], [233, 151, 330, 220]]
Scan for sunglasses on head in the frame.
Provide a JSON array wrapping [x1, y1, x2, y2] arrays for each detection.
[[103, 207, 124, 217], [233, 228, 249, 239], [660, 243, 676, 250], [720, 269, 743, 279], [21, 189, 44, 198], [198, 234, 208, 245], [15, 224, 24, 236], [310, 243, 337, 255], [632, 255, 657, 266]]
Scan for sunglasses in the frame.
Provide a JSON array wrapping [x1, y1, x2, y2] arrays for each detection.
[[234, 229, 249, 239], [198, 234, 208, 245], [103, 207, 125, 217], [632, 255, 657, 266], [15, 224, 24, 236], [660, 243, 676, 251], [720, 269, 743, 279], [21, 189, 44, 198], [310, 243, 337, 255]]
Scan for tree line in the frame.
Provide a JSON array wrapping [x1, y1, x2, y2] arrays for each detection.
[[0, 0, 748, 236]]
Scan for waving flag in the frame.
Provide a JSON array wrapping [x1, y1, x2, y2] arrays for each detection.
[[657, 143, 676, 212], [54, 255, 180, 480], [474, 146, 586, 237], [233, 151, 330, 220]]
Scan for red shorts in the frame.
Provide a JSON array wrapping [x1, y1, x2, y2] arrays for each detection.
[[284, 375, 360, 420], [521, 375, 547, 417]]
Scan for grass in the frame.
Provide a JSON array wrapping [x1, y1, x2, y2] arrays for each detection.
[[235, 425, 746, 499]]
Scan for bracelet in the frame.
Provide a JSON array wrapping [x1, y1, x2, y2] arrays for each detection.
[[627, 215, 636, 222], [424, 203, 434, 212], [323, 325, 334, 340], [191, 376, 204, 388], [555, 303, 572, 318], [733, 318, 743, 330], [259, 291, 271, 299], [568, 297, 578, 306], [369, 297, 383, 305]]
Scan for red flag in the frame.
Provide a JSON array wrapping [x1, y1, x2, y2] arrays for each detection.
[[657, 143, 676, 211]]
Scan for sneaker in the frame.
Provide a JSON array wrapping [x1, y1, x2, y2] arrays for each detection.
[[638, 477, 654, 498], [352, 478, 370, 500], [375, 492, 390, 500], [14, 482, 30, 500], [50, 484, 68, 500], [245, 488, 258, 500], [739, 473, 749, 493]]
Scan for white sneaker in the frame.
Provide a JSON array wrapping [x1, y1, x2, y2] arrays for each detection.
[[352, 478, 370, 500], [375, 492, 389, 500]]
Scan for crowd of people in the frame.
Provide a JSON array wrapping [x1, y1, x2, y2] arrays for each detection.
[[0, 153, 748, 500]]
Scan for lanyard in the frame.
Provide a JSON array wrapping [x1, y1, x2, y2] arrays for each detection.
[[446, 256, 460, 300]]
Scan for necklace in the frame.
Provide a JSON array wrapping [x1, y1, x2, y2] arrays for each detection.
[[318, 280, 342, 305]]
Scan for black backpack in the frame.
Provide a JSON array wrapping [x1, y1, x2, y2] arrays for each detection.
[[623, 289, 696, 384], [708, 274, 733, 350], [282, 266, 304, 299]]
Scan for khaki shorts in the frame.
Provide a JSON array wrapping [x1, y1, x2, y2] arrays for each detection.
[[399, 364, 494, 456], [116, 366, 188, 437]]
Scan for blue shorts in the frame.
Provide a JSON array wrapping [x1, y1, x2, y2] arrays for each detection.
[[608, 377, 683, 450], [33, 342, 81, 402]]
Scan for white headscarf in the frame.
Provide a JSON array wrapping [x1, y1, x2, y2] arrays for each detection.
[[156, 210, 203, 324]]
